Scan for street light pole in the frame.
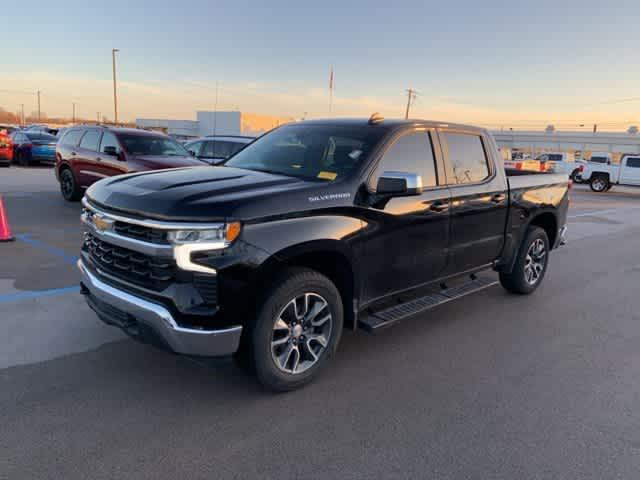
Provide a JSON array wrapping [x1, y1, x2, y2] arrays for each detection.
[[112, 49, 120, 125]]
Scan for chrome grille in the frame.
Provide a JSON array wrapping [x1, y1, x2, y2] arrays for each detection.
[[85, 233, 175, 291], [113, 221, 169, 244]]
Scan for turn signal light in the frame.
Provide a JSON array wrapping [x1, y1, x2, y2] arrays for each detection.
[[225, 222, 242, 243]]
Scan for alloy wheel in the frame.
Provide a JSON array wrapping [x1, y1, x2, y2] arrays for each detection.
[[524, 238, 546, 286], [61, 171, 74, 199], [270, 293, 333, 374], [592, 178, 606, 191]]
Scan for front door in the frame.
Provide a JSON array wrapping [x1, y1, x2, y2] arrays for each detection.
[[360, 129, 451, 304], [439, 130, 508, 274], [620, 156, 640, 185], [96, 130, 128, 178]]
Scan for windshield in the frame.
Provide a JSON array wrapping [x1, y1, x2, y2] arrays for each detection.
[[224, 124, 382, 181], [118, 134, 189, 156]]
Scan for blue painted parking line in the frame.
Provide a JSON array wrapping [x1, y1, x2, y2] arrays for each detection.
[[0, 286, 79, 304], [15, 233, 79, 266]]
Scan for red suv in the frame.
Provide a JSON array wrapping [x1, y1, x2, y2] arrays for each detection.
[[55, 126, 204, 201]]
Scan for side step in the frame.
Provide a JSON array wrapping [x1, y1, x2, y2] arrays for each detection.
[[359, 275, 499, 332]]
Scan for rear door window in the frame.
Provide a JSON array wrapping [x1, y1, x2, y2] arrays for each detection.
[[79, 130, 101, 152], [62, 130, 84, 147], [626, 157, 640, 168], [442, 132, 490, 185]]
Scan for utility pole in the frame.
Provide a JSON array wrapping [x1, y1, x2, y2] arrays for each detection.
[[593, 124, 597, 134], [112, 49, 120, 125], [72, 102, 76, 124], [20, 104, 24, 126], [37, 90, 41, 121], [405, 88, 418, 119]]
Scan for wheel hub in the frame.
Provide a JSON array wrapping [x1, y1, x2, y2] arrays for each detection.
[[271, 292, 333, 374]]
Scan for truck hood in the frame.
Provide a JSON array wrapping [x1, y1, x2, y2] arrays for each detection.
[[86, 166, 353, 221], [131, 154, 205, 170]]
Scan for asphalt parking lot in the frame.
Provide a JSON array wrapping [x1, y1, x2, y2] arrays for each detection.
[[2, 166, 640, 479]]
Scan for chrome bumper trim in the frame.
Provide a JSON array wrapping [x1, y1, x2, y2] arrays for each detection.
[[81, 213, 174, 257], [79, 259, 242, 357]]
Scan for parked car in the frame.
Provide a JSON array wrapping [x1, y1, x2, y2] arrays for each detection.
[[78, 116, 569, 391], [0, 124, 19, 135], [25, 124, 59, 136], [0, 130, 12, 167], [588, 152, 611, 164], [10, 131, 58, 166], [55, 125, 205, 201], [580, 153, 640, 192], [535, 152, 582, 180], [184, 135, 254, 164]]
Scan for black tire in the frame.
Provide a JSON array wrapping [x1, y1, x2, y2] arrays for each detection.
[[570, 170, 581, 183], [590, 175, 609, 192], [18, 151, 30, 167], [249, 267, 343, 392], [500, 226, 550, 295], [59, 167, 82, 202]]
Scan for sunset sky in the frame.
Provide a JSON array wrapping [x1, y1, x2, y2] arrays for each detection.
[[2, 0, 640, 130]]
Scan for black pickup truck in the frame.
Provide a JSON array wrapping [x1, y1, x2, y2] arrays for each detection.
[[79, 116, 569, 391]]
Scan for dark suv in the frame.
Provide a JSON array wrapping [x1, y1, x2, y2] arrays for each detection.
[[55, 126, 204, 201]]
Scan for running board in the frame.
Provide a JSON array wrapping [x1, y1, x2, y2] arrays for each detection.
[[359, 275, 498, 332]]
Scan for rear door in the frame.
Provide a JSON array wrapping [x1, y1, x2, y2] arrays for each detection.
[[620, 156, 640, 185], [361, 128, 451, 303], [439, 130, 509, 274]]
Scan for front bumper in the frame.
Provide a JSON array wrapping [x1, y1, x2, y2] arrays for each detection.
[[78, 259, 242, 357]]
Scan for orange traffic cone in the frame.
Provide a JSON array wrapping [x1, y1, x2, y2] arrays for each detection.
[[0, 195, 14, 242]]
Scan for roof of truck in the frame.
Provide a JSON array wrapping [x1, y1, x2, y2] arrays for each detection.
[[296, 117, 486, 133]]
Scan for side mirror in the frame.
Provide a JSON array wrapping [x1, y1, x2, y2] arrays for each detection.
[[103, 146, 118, 156], [189, 150, 196, 156], [376, 171, 422, 196]]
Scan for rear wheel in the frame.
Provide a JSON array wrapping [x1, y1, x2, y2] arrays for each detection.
[[590, 175, 609, 192], [59, 168, 82, 201], [249, 267, 343, 391], [18, 151, 30, 167], [500, 226, 550, 295]]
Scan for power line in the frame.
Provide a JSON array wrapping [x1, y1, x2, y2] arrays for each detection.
[[405, 88, 419, 119]]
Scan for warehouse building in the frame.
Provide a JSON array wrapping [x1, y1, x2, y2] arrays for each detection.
[[493, 129, 640, 163], [136, 111, 294, 141]]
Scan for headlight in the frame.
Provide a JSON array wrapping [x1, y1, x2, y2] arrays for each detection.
[[167, 222, 242, 246]]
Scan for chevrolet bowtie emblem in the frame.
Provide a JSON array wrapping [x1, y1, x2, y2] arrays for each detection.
[[92, 214, 113, 232]]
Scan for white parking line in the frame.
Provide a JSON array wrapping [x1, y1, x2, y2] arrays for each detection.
[[568, 207, 640, 218]]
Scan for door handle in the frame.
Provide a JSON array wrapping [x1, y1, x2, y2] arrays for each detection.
[[429, 200, 449, 212], [491, 193, 506, 203]]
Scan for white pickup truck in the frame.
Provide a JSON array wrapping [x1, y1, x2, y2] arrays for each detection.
[[535, 152, 584, 180], [580, 154, 640, 192]]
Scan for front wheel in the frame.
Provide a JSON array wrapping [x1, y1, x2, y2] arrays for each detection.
[[590, 175, 609, 192], [500, 226, 550, 295], [250, 267, 343, 391]]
